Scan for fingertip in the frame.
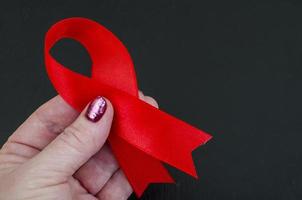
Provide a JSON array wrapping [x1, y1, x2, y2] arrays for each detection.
[[138, 90, 159, 108], [100, 97, 114, 124], [144, 96, 159, 108], [138, 91, 144, 100], [103, 97, 114, 120]]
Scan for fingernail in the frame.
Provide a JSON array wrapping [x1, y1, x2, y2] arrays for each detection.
[[85, 96, 107, 122]]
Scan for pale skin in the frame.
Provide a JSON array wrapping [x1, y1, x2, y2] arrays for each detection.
[[0, 91, 158, 200]]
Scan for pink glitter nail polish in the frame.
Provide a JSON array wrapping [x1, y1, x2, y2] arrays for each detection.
[[85, 96, 107, 122]]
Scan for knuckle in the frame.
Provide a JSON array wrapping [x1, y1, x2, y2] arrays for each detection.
[[61, 124, 98, 151], [60, 125, 86, 151]]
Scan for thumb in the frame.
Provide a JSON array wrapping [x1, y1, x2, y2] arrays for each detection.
[[30, 96, 113, 176]]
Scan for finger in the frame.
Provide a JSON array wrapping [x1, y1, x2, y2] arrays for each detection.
[[96, 170, 132, 200], [3, 96, 78, 158], [143, 95, 159, 108], [72, 92, 157, 194], [74, 144, 119, 195], [138, 90, 159, 108], [29, 96, 113, 176], [138, 90, 144, 99]]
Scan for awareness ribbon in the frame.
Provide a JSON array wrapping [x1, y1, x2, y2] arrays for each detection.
[[44, 17, 212, 197]]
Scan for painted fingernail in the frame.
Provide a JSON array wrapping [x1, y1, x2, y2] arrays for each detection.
[[85, 96, 107, 122]]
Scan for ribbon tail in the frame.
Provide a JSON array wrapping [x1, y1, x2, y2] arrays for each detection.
[[112, 94, 212, 178], [109, 134, 174, 197]]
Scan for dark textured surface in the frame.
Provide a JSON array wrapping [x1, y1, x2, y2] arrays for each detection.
[[1, 0, 302, 199]]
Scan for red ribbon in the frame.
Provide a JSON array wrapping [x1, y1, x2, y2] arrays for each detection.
[[44, 17, 212, 197]]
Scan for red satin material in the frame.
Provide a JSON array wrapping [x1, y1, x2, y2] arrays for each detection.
[[44, 17, 212, 197]]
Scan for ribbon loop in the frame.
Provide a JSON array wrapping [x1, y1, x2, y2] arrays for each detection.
[[44, 17, 212, 197], [46, 17, 138, 96]]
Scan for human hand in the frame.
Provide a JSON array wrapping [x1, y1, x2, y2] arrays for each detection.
[[0, 92, 158, 200]]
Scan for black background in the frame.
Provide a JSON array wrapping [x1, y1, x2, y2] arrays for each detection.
[[1, 0, 302, 199]]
